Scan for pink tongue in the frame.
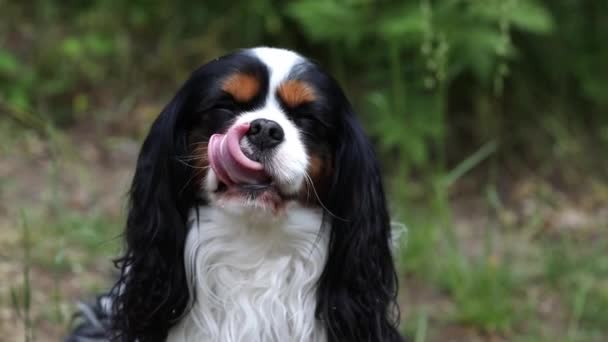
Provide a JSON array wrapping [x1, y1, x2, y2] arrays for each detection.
[[208, 123, 268, 186]]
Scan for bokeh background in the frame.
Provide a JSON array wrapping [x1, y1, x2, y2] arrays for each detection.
[[1, 1, 607, 341]]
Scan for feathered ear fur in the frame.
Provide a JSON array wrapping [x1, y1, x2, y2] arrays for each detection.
[[317, 103, 403, 342], [111, 84, 198, 341]]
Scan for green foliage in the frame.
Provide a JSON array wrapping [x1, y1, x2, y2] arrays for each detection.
[[544, 238, 608, 332], [446, 257, 517, 332], [10, 212, 34, 342], [286, 0, 559, 169], [2, 0, 606, 177]]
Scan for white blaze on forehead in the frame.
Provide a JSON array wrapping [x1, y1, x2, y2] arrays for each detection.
[[250, 47, 304, 99]]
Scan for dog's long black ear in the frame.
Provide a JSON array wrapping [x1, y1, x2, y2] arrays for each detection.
[[111, 85, 197, 341], [317, 103, 402, 341]]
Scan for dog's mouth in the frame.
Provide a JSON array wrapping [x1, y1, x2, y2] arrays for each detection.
[[208, 123, 293, 205]]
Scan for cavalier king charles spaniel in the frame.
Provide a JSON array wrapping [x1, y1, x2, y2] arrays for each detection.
[[68, 47, 402, 342]]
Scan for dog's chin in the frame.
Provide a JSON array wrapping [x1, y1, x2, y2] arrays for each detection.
[[206, 171, 299, 214]]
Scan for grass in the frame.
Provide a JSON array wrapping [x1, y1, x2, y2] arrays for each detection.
[[1, 119, 607, 341], [395, 146, 608, 341], [10, 212, 33, 342], [0, 120, 124, 340]]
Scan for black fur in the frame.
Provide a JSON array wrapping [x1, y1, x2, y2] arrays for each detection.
[[316, 93, 402, 342], [112, 81, 195, 341], [292, 62, 402, 341], [67, 48, 402, 341]]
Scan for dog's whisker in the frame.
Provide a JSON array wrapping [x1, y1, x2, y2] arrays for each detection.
[[303, 172, 347, 221], [175, 157, 211, 170], [177, 156, 209, 162]]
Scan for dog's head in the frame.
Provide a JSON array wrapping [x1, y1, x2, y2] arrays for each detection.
[[113, 47, 401, 341], [194, 48, 337, 214]]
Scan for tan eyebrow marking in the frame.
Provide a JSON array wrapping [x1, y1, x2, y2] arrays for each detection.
[[222, 73, 260, 102], [277, 80, 316, 107]]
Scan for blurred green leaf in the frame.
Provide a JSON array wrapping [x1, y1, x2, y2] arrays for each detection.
[[378, 4, 425, 39], [509, 0, 554, 34], [0, 49, 19, 74], [61, 37, 83, 59]]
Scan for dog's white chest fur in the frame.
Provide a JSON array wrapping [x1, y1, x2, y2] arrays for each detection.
[[167, 205, 328, 342]]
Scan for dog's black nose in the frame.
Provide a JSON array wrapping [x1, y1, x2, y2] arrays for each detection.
[[247, 119, 284, 150]]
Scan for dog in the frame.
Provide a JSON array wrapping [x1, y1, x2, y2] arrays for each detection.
[[67, 47, 403, 342]]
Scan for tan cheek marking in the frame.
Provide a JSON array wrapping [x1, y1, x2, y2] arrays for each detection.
[[222, 73, 260, 102], [277, 80, 316, 107], [300, 153, 333, 204], [308, 154, 325, 181], [191, 143, 209, 185]]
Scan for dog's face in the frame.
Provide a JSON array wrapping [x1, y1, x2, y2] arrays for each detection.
[[184, 48, 337, 213]]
